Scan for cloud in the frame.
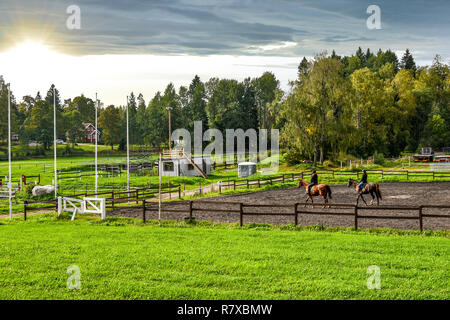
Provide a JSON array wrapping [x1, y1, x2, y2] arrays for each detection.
[[0, 0, 448, 63]]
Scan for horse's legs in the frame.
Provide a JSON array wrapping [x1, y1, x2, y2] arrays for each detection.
[[369, 191, 375, 206], [360, 194, 368, 206]]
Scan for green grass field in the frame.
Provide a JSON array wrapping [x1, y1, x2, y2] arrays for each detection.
[[0, 213, 448, 300]]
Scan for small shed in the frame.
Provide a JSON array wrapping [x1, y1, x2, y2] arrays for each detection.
[[159, 156, 211, 177], [238, 162, 257, 178]]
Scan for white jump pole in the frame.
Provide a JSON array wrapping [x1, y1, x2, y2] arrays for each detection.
[[53, 87, 57, 198], [7, 83, 12, 219], [95, 93, 98, 194]]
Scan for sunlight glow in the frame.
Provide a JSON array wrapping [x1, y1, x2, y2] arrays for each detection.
[[0, 41, 298, 106]]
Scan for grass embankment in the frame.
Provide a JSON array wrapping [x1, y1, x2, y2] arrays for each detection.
[[0, 213, 448, 300]]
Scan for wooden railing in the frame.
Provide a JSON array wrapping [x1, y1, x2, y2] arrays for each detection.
[[141, 200, 450, 232]]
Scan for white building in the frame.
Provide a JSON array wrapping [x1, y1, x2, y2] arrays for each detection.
[[159, 156, 211, 177]]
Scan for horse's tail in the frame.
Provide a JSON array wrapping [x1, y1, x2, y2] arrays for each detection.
[[326, 185, 332, 199], [375, 183, 382, 200]]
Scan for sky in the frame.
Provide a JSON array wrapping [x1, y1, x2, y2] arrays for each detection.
[[0, 0, 449, 106]]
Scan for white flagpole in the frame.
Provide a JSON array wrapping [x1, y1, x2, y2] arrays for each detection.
[[95, 93, 98, 194], [7, 83, 12, 219], [158, 153, 161, 226], [126, 96, 130, 195], [53, 87, 57, 198]]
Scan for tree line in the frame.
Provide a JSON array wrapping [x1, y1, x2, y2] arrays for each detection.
[[0, 48, 448, 165]]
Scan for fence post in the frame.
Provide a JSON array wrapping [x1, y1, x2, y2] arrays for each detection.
[[219, 183, 222, 194], [282, 174, 285, 183], [24, 201, 27, 221], [247, 179, 249, 189], [239, 203, 243, 227], [419, 206, 423, 232], [178, 185, 181, 199], [136, 190, 139, 204], [233, 180, 236, 190], [354, 206, 358, 231], [294, 203, 298, 225], [189, 201, 193, 220], [291, 173, 294, 181], [142, 200, 146, 223]]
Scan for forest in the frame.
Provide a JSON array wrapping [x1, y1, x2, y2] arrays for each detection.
[[0, 47, 449, 165]]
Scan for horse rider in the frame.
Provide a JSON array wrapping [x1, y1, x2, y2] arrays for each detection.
[[308, 170, 318, 197], [358, 169, 368, 193]]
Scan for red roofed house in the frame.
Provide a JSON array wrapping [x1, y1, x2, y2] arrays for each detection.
[[83, 123, 100, 143]]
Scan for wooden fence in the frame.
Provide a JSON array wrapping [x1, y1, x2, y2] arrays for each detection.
[[22, 174, 40, 185], [141, 200, 450, 232], [23, 199, 57, 221], [217, 170, 450, 194]]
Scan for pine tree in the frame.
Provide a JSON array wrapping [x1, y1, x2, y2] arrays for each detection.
[[298, 57, 309, 79], [400, 49, 416, 71]]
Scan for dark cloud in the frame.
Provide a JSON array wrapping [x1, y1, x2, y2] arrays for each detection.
[[0, 0, 449, 62]]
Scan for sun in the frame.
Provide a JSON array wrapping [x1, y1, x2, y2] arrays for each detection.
[[8, 41, 59, 64]]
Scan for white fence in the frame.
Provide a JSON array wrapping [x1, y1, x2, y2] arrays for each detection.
[[430, 163, 450, 171], [58, 196, 106, 221]]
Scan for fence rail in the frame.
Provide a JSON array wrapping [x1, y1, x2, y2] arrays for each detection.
[[141, 200, 450, 232]]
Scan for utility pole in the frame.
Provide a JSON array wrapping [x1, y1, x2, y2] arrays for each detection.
[[166, 106, 172, 188], [167, 106, 172, 151]]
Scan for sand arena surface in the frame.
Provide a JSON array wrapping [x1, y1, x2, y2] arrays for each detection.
[[110, 182, 450, 230]]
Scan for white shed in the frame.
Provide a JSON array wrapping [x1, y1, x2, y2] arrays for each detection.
[[160, 156, 211, 177], [238, 162, 257, 178]]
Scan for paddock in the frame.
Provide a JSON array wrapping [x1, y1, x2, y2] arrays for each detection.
[[109, 182, 450, 230]]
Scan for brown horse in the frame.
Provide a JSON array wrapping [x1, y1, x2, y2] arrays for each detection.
[[298, 179, 332, 207], [347, 178, 382, 206]]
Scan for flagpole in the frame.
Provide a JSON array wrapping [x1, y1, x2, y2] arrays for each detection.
[[126, 96, 130, 195], [158, 153, 162, 226], [7, 83, 12, 219], [53, 87, 57, 199], [95, 93, 98, 194]]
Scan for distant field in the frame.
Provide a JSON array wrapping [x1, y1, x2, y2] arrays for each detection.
[[0, 214, 448, 300]]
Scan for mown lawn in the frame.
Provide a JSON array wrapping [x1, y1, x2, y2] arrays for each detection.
[[0, 214, 448, 300]]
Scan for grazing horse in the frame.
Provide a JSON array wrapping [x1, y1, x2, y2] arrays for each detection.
[[298, 179, 332, 207], [347, 178, 382, 206]]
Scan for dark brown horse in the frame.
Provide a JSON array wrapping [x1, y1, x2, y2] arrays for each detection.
[[298, 179, 332, 207], [347, 178, 382, 206]]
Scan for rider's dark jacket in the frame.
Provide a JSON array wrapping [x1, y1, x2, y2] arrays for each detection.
[[360, 172, 368, 184], [310, 173, 318, 185]]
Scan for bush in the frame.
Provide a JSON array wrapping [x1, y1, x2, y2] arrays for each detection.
[[284, 149, 304, 165], [373, 151, 385, 165]]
